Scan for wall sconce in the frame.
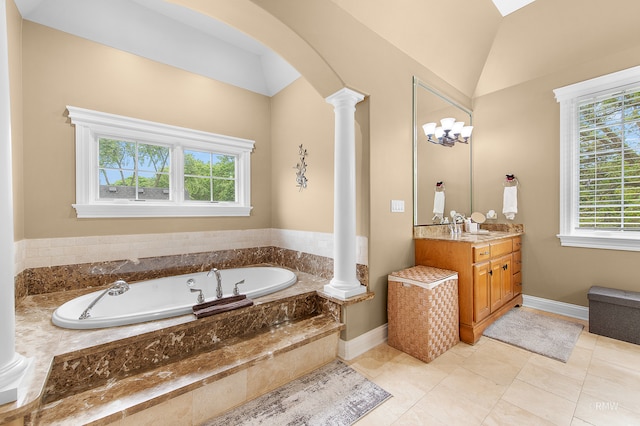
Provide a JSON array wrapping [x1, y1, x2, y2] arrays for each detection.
[[422, 118, 473, 147]]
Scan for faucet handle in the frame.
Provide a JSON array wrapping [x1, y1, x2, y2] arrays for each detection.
[[190, 288, 205, 303], [233, 280, 245, 296]]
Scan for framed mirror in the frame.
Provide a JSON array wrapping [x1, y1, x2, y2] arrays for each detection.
[[413, 77, 473, 226]]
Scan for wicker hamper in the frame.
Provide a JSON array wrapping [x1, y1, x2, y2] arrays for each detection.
[[387, 265, 459, 363]]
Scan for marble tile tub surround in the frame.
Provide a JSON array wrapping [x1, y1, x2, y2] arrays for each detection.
[[8, 270, 341, 425], [18, 246, 369, 299], [14, 228, 369, 301]]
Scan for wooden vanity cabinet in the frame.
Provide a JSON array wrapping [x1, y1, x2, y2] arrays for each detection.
[[415, 235, 523, 344]]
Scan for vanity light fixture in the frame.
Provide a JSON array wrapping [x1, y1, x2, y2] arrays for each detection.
[[422, 118, 473, 147]]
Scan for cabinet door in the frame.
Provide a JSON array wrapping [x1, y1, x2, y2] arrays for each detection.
[[500, 254, 513, 302], [473, 262, 491, 322], [489, 260, 503, 312]]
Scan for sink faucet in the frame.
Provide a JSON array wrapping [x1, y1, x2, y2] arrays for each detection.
[[207, 268, 223, 299]]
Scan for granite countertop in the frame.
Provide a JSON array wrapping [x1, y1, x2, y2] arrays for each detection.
[[414, 223, 524, 242]]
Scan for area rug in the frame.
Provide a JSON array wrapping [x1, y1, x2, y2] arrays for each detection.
[[483, 308, 584, 362], [203, 360, 392, 425]]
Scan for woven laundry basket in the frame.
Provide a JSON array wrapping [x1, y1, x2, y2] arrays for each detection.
[[387, 266, 459, 362]]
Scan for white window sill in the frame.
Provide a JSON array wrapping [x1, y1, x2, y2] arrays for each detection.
[[73, 203, 252, 218], [557, 232, 640, 252]]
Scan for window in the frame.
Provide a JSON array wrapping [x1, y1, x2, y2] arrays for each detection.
[[554, 66, 640, 251], [67, 106, 254, 218]]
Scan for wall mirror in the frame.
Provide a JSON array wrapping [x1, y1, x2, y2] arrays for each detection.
[[413, 76, 473, 226]]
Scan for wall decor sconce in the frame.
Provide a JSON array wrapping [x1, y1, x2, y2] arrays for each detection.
[[294, 144, 308, 191], [422, 118, 473, 147]]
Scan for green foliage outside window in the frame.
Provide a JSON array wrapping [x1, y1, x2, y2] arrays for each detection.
[[578, 89, 640, 229]]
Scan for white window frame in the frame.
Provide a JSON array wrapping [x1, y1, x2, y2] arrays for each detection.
[[554, 65, 640, 251], [67, 106, 254, 218]]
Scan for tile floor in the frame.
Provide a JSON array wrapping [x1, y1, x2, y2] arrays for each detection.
[[349, 309, 640, 426]]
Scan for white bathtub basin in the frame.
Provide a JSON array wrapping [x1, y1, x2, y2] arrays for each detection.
[[52, 267, 297, 329]]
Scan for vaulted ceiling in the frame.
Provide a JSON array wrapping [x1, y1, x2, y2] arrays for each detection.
[[12, 0, 640, 99]]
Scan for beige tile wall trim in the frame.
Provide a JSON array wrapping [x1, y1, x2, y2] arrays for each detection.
[[14, 229, 368, 271]]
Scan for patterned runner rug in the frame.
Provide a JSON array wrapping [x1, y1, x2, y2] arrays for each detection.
[[483, 308, 584, 362], [203, 360, 391, 425]]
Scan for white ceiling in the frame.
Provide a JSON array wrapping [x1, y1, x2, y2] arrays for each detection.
[[491, 0, 536, 16], [13, 0, 300, 96]]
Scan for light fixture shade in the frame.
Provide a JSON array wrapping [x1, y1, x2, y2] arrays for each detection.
[[461, 125, 473, 138], [440, 117, 456, 131], [451, 121, 465, 136], [422, 122, 437, 137], [435, 126, 445, 139]]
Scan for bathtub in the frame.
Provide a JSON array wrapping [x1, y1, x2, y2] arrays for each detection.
[[52, 267, 297, 329]]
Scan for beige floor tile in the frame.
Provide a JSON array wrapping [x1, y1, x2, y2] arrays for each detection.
[[574, 392, 640, 425], [526, 351, 589, 383], [393, 405, 450, 426], [349, 343, 404, 378], [482, 399, 555, 426], [575, 330, 598, 350], [581, 364, 640, 415], [407, 383, 491, 426], [502, 379, 576, 425], [516, 361, 583, 402], [369, 373, 426, 418], [591, 336, 640, 373], [428, 346, 467, 374], [375, 352, 448, 393], [439, 366, 508, 408], [463, 338, 530, 385]]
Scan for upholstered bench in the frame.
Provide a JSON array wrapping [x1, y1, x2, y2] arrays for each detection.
[[588, 286, 640, 345]]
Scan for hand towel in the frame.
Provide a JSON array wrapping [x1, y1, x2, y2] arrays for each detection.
[[502, 186, 518, 220], [433, 191, 445, 220]]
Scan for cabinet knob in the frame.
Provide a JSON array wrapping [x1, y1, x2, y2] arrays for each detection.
[[503, 264, 508, 270]]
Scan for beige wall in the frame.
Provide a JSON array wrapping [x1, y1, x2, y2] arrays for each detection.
[[21, 22, 273, 238], [8, 0, 23, 241], [270, 78, 334, 233], [270, 77, 369, 237], [473, 44, 640, 307]]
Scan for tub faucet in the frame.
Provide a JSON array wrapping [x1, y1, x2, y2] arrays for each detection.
[[207, 268, 224, 299]]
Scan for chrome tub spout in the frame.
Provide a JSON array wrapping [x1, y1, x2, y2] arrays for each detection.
[[207, 268, 223, 299], [78, 280, 130, 320]]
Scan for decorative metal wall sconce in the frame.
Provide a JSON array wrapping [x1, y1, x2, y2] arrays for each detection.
[[294, 144, 308, 191]]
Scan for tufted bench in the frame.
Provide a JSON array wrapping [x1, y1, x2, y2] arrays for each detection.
[[588, 286, 640, 345]]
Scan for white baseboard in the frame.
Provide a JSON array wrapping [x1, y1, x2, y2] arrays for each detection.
[[338, 323, 388, 361], [522, 294, 589, 321]]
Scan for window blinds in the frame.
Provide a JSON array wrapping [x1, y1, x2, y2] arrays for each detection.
[[578, 86, 640, 230]]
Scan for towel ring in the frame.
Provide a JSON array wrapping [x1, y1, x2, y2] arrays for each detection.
[[435, 181, 445, 192], [504, 174, 519, 187]]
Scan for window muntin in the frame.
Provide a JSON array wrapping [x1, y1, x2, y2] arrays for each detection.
[[184, 150, 236, 202], [554, 65, 640, 251], [68, 106, 254, 218], [99, 138, 171, 201]]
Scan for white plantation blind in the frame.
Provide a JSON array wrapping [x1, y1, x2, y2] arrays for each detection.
[[577, 86, 640, 230]]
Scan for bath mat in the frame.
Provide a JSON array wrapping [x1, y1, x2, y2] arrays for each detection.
[[202, 360, 392, 426], [483, 308, 584, 362]]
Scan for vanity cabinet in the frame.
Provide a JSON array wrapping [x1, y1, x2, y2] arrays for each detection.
[[415, 234, 523, 344]]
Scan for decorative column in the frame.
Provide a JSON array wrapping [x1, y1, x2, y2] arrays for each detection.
[[323, 88, 367, 300], [0, 0, 30, 405]]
